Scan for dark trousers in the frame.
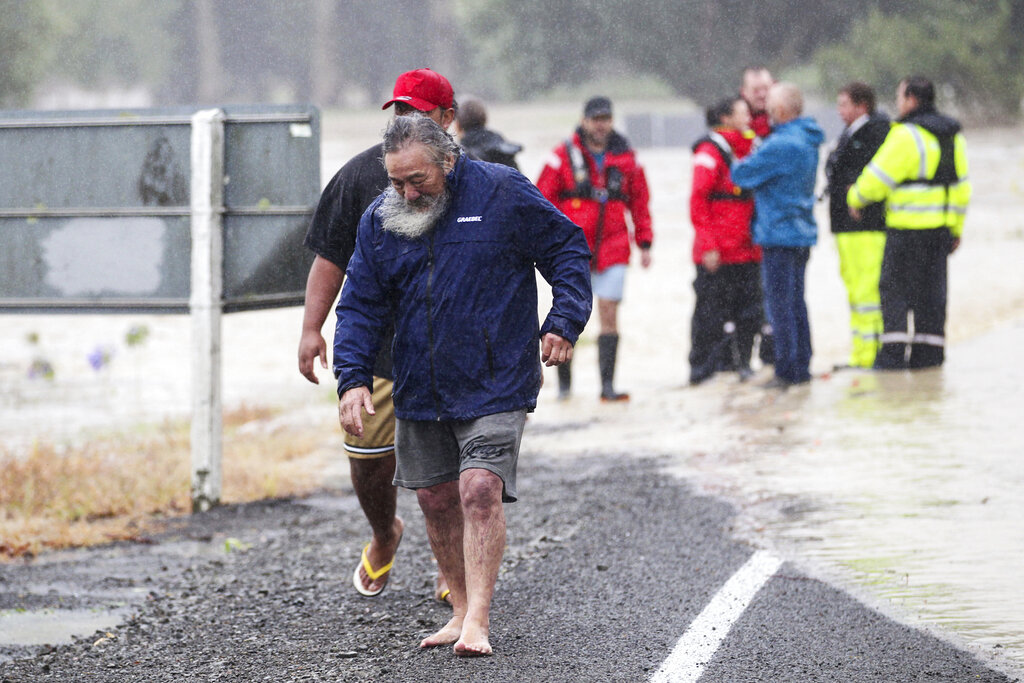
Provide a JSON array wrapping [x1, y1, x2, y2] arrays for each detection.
[[689, 262, 763, 382], [761, 247, 812, 384], [875, 228, 951, 370]]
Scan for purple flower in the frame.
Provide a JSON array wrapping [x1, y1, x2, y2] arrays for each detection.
[[87, 346, 113, 371], [28, 358, 55, 380]]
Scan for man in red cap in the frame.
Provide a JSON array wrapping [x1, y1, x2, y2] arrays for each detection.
[[298, 68, 456, 602], [381, 68, 455, 117]]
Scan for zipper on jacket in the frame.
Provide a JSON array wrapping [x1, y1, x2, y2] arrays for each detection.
[[483, 329, 496, 381], [425, 234, 441, 420]]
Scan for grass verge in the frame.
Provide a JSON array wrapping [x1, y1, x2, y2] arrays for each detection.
[[0, 405, 326, 560]]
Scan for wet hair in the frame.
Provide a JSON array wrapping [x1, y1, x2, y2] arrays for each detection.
[[840, 81, 876, 113], [901, 76, 936, 108], [382, 114, 460, 168], [457, 96, 487, 131], [706, 96, 744, 128]]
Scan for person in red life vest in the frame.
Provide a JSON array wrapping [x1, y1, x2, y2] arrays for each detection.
[[688, 95, 764, 384], [536, 96, 653, 402], [740, 66, 774, 139]]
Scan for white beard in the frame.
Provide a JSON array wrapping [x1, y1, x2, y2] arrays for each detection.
[[378, 186, 450, 239]]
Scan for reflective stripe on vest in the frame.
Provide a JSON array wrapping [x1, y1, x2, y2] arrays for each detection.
[[885, 124, 968, 231]]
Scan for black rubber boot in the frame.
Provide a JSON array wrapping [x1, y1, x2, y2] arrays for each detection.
[[598, 333, 629, 402], [758, 324, 775, 366], [557, 360, 572, 401]]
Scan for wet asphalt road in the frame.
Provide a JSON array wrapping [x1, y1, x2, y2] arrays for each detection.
[[0, 455, 1017, 682]]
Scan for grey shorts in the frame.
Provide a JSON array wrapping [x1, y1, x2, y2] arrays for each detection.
[[393, 410, 528, 502]]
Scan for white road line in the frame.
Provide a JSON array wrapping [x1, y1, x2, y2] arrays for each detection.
[[651, 550, 783, 683]]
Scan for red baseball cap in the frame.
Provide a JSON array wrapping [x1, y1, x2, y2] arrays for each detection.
[[381, 68, 454, 112]]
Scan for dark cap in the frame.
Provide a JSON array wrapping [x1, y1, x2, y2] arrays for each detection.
[[382, 68, 454, 111], [583, 96, 613, 118]]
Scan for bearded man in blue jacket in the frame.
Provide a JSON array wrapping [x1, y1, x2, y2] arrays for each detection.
[[732, 82, 824, 388], [334, 115, 592, 656]]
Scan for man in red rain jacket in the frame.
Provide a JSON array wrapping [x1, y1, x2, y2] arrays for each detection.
[[688, 95, 764, 384], [740, 66, 774, 139], [536, 95, 653, 402]]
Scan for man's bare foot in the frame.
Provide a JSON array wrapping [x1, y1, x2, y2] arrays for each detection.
[[433, 571, 451, 605], [354, 517, 404, 596], [453, 620, 492, 657], [419, 616, 464, 648]]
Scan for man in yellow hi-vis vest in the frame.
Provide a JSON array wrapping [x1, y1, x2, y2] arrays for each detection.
[[847, 76, 971, 369]]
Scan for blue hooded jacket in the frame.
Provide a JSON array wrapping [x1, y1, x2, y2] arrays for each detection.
[[731, 117, 824, 247], [333, 155, 593, 421]]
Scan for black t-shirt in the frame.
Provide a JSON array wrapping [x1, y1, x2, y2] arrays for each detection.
[[304, 142, 394, 378], [304, 143, 388, 268]]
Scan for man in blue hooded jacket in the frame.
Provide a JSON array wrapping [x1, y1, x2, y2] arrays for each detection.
[[732, 82, 824, 387], [334, 115, 592, 656]]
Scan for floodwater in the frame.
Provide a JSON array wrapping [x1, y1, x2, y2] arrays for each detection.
[[0, 608, 130, 647], [524, 322, 1024, 674], [1, 101, 1022, 673]]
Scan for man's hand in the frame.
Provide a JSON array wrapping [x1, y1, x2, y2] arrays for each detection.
[[640, 247, 653, 269], [338, 386, 374, 437], [701, 249, 720, 273], [950, 237, 961, 254], [847, 185, 862, 221], [298, 329, 328, 384], [541, 333, 573, 367], [298, 256, 345, 385]]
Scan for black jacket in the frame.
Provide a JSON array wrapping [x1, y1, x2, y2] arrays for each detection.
[[459, 127, 522, 170], [825, 111, 890, 233]]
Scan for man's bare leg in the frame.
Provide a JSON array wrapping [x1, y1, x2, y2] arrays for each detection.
[[350, 455, 403, 593], [453, 468, 505, 656], [598, 297, 619, 335], [417, 480, 466, 647]]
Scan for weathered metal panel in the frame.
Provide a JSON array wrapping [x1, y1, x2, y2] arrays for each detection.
[[0, 105, 319, 313]]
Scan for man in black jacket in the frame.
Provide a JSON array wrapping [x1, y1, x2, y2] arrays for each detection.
[[824, 81, 890, 369], [455, 96, 522, 169]]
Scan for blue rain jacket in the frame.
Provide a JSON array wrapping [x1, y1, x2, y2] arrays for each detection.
[[731, 117, 824, 247], [334, 155, 593, 421]]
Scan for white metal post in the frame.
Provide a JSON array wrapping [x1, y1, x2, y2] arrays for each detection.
[[189, 109, 225, 512]]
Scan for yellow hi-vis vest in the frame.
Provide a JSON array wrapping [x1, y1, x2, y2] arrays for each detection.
[[847, 122, 971, 237]]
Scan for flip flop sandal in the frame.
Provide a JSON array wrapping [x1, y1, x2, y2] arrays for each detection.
[[352, 542, 396, 597]]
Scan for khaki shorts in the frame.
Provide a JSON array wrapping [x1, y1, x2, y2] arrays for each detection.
[[343, 377, 396, 459]]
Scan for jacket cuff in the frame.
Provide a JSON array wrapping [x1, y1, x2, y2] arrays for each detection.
[[540, 317, 579, 346], [638, 241, 652, 250], [336, 377, 372, 400]]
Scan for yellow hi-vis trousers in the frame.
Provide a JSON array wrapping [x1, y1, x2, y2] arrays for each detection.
[[836, 231, 886, 368]]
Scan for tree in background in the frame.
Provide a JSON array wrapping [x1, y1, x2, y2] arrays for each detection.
[[45, 0, 180, 95], [0, 1, 58, 107], [605, 0, 863, 104], [1, 0, 1020, 121], [815, 0, 1024, 122], [457, 0, 607, 98], [459, 0, 876, 103]]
